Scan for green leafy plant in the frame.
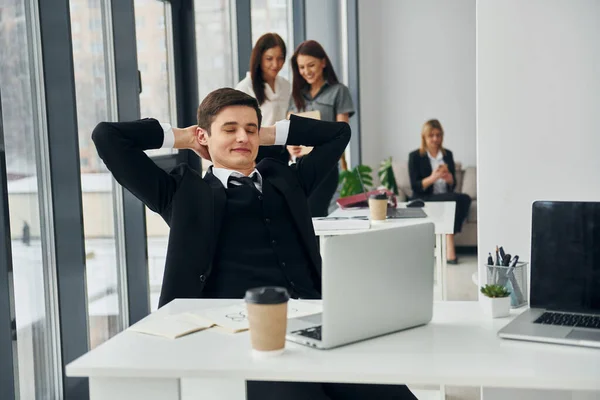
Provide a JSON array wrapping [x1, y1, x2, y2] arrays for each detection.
[[378, 156, 399, 195], [480, 284, 511, 298], [338, 165, 373, 198]]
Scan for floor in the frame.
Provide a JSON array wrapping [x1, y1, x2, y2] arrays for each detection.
[[446, 253, 479, 302]]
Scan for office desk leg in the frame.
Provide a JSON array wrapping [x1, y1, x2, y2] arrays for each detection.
[[440, 235, 447, 300], [435, 235, 447, 300], [89, 377, 180, 400]]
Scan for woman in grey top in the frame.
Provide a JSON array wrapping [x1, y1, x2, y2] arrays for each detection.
[[288, 40, 355, 217]]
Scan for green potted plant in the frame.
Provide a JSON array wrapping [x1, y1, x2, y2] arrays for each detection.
[[480, 284, 511, 318], [377, 156, 399, 195], [338, 157, 400, 199], [338, 164, 373, 198]]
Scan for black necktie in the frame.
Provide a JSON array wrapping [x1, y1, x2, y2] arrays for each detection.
[[227, 174, 258, 189]]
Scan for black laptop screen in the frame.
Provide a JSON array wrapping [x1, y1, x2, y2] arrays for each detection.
[[530, 201, 600, 312]]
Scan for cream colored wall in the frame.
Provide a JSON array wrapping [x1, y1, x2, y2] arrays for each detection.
[[8, 192, 170, 239]]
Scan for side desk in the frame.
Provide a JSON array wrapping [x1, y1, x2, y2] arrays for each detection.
[[317, 202, 456, 300]]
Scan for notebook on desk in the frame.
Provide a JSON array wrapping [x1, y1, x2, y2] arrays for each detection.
[[498, 201, 600, 348]]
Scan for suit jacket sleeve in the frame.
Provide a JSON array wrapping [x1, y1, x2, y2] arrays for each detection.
[[286, 115, 351, 196], [92, 118, 178, 214], [408, 150, 427, 197], [256, 145, 290, 164], [445, 150, 457, 192]]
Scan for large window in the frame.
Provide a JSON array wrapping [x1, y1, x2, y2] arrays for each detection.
[[251, 0, 293, 80], [195, 0, 235, 99], [1, 0, 60, 397], [136, 0, 177, 159], [70, 0, 125, 349], [136, 0, 175, 125], [134, 0, 178, 310]]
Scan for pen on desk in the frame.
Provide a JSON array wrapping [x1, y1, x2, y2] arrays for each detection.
[[493, 246, 501, 283], [496, 253, 512, 287], [506, 255, 519, 276], [487, 253, 495, 283], [506, 255, 524, 305]]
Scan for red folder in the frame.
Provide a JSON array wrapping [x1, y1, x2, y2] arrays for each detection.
[[336, 189, 397, 210]]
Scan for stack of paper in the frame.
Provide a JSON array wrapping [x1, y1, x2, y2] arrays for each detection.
[[187, 299, 323, 333], [128, 313, 214, 339], [127, 300, 322, 339], [312, 216, 370, 231]]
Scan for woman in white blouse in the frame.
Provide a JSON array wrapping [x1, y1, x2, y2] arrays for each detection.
[[236, 33, 291, 163]]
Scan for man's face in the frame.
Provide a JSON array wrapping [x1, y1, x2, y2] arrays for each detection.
[[198, 105, 260, 171]]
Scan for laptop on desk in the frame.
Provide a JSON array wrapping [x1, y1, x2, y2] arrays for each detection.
[[286, 222, 435, 349], [387, 207, 427, 219], [498, 201, 600, 348]]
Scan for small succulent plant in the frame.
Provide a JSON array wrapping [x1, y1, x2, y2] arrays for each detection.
[[480, 284, 511, 298]]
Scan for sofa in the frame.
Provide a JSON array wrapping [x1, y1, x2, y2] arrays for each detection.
[[392, 161, 477, 247]]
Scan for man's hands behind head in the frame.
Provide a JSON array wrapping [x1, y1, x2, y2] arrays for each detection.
[[173, 125, 211, 161]]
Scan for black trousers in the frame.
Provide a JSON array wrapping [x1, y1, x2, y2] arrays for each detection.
[[308, 167, 339, 217], [421, 192, 472, 234], [247, 381, 417, 400]]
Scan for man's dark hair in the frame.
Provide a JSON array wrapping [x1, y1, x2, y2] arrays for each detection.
[[197, 88, 262, 135]]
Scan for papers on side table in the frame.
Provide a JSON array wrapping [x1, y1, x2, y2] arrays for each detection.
[[312, 216, 370, 230], [127, 299, 322, 339]]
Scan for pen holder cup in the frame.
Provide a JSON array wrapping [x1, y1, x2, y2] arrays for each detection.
[[485, 262, 528, 308]]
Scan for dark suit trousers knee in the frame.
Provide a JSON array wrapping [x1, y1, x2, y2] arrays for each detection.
[[422, 192, 472, 234]]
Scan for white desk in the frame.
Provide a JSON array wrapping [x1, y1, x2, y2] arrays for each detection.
[[67, 299, 600, 400], [317, 202, 456, 300]]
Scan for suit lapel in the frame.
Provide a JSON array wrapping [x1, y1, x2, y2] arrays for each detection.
[[203, 171, 226, 258], [421, 153, 432, 178]]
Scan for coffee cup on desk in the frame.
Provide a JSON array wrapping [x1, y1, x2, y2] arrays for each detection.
[[244, 286, 290, 357], [368, 192, 388, 221]]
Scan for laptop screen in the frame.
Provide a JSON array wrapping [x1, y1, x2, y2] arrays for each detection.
[[530, 201, 600, 312]]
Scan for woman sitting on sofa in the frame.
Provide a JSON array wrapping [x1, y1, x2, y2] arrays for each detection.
[[408, 119, 471, 264]]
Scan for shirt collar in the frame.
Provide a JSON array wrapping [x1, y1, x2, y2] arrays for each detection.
[[427, 150, 444, 162], [209, 166, 263, 188], [302, 81, 330, 100], [246, 71, 280, 99]]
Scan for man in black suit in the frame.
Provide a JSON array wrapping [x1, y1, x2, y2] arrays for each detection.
[[92, 88, 415, 400]]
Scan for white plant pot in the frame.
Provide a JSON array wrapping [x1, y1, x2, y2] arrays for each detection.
[[480, 296, 511, 318]]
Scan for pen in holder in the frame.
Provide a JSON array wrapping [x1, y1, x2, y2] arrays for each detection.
[[485, 262, 528, 308]]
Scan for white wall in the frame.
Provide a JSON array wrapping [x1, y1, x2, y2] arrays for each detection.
[[477, 0, 600, 285], [358, 0, 476, 170], [305, 0, 342, 76]]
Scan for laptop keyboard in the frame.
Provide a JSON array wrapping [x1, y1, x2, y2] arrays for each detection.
[[534, 312, 600, 329], [292, 325, 322, 341]]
